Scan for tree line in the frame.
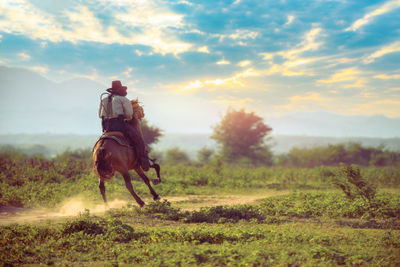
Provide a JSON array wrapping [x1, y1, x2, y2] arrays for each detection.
[[143, 108, 400, 167], [1, 108, 399, 168]]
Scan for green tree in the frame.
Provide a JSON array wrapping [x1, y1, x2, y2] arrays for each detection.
[[211, 108, 273, 165], [141, 119, 163, 146]]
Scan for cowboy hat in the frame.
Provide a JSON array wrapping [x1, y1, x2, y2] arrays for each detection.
[[106, 80, 127, 94]]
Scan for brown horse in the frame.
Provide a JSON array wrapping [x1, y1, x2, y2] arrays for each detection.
[[92, 99, 161, 207]]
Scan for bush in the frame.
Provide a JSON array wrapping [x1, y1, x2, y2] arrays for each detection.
[[164, 147, 191, 165], [184, 205, 265, 223], [61, 210, 137, 242], [332, 164, 376, 202], [141, 200, 181, 221], [258, 192, 400, 219]]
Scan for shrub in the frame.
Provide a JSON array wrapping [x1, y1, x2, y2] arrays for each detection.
[[332, 164, 376, 202], [60, 210, 137, 242], [61, 210, 105, 236], [184, 205, 265, 223], [141, 200, 181, 221]]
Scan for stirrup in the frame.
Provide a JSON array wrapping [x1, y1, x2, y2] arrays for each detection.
[[141, 156, 150, 171]]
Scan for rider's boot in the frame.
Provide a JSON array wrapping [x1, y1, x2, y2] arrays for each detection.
[[140, 145, 150, 171]]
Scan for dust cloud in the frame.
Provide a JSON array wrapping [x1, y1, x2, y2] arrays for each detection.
[[0, 197, 128, 224]]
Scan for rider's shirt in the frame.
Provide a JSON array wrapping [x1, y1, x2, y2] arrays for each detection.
[[99, 95, 133, 120]]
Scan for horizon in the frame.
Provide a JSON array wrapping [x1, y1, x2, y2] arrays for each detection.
[[0, 1, 399, 137]]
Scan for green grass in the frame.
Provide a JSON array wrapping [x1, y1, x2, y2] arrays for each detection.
[[1, 198, 400, 266], [1, 149, 400, 209], [1, 151, 400, 265]]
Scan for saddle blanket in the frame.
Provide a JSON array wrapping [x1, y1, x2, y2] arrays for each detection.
[[93, 131, 133, 151]]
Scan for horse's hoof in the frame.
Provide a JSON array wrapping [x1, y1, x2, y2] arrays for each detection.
[[152, 179, 160, 185], [153, 195, 160, 201], [138, 202, 145, 208]]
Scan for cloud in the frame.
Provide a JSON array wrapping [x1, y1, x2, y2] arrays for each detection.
[[345, 0, 400, 31], [275, 92, 336, 113], [264, 63, 308, 77], [324, 57, 359, 68], [169, 68, 261, 94], [29, 65, 48, 74], [363, 41, 400, 64], [0, 0, 193, 55], [284, 15, 295, 26], [228, 29, 259, 40], [349, 99, 400, 118], [259, 27, 324, 77], [260, 53, 274, 61], [237, 60, 251, 67], [278, 27, 323, 60], [122, 67, 134, 78], [374, 73, 400, 79], [0, 0, 61, 42], [216, 59, 231, 65], [213, 29, 259, 46], [197, 46, 210, 53], [318, 67, 365, 88], [17, 52, 31, 61]]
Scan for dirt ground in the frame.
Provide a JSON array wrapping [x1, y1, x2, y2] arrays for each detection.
[[0, 191, 289, 224]]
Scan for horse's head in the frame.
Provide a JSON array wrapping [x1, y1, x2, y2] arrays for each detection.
[[131, 98, 144, 120]]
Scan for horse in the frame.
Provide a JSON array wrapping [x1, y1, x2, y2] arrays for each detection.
[[92, 99, 161, 207]]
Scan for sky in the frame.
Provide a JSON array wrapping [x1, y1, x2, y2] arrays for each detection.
[[0, 0, 399, 133]]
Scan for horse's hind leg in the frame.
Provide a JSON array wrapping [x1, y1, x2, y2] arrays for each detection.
[[122, 172, 145, 207], [99, 180, 107, 204], [136, 168, 160, 201]]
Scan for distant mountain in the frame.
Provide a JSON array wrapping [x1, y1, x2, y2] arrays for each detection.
[[0, 66, 105, 134], [265, 112, 400, 138]]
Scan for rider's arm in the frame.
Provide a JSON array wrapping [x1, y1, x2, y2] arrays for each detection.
[[98, 99, 104, 118]]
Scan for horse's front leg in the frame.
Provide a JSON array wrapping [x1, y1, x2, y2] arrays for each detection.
[[122, 172, 145, 207], [135, 168, 160, 201]]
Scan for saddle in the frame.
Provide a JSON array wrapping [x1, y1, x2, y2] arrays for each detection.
[[93, 131, 133, 151]]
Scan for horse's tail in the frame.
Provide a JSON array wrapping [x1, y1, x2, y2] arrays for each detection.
[[93, 144, 114, 180]]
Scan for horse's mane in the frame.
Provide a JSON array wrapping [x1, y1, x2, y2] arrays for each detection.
[[131, 98, 144, 120]]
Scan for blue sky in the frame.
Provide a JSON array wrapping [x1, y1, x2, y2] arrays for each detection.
[[0, 0, 399, 133]]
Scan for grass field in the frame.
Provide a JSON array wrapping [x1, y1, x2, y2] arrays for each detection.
[[1, 150, 400, 266]]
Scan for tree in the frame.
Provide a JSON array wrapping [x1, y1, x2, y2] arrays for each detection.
[[141, 119, 163, 146], [211, 108, 273, 165]]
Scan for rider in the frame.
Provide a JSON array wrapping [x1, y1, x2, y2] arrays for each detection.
[[99, 80, 150, 171]]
